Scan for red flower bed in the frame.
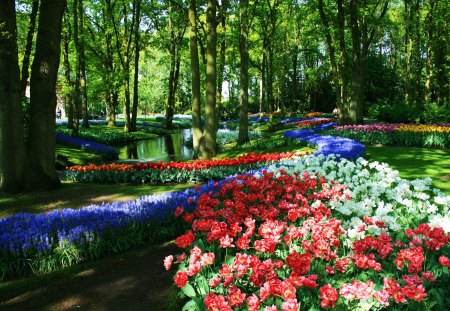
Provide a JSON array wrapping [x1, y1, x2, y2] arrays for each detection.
[[68, 152, 297, 173], [166, 171, 450, 310]]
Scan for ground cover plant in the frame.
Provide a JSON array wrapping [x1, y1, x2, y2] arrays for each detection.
[[65, 151, 299, 184], [326, 124, 450, 148], [166, 155, 450, 310]]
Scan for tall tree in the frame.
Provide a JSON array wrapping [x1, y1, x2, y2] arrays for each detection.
[[72, 0, 81, 135], [164, 0, 186, 130], [20, 0, 40, 98], [188, 0, 204, 158], [238, 0, 249, 145], [26, 0, 66, 190], [78, 0, 89, 128], [0, 0, 26, 193], [131, 0, 141, 131], [203, 0, 217, 158]]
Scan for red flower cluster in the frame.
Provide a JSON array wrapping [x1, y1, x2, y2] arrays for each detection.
[[296, 118, 336, 129], [166, 170, 449, 310], [68, 151, 298, 173]]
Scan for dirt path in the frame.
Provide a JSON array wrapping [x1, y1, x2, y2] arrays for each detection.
[[0, 243, 184, 311]]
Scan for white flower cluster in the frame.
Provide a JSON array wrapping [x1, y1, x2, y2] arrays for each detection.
[[265, 154, 450, 235]]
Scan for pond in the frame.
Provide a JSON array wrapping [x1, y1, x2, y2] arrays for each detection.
[[118, 129, 193, 162]]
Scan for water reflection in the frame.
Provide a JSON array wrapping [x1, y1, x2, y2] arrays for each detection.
[[118, 129, 193, 162]]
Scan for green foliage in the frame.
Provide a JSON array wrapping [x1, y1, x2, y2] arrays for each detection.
[[367, 101, 424, 123], [56, 125, 158, 145], [325, 128, 450, 148]]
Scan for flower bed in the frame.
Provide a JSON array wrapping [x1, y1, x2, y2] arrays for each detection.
[[66, 152, 299, 184], [56, 133, 118, 155], [284, 124, 365, 160], [328, 124, 450, 148], [166, 155, 450, 310], [296, 118, 337, 129], [0, 179, 231, 279]]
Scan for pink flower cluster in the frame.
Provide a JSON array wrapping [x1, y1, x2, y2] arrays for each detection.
[[334, 124, 401, 132]]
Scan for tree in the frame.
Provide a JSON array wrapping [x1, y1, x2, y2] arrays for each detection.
[[164, 0, 186, 130], [238, 0, 249, 145], [203, 0, 217, 158], [26, 0, 66, 190], [20, 0, 40, 98], [317, 0, 389, 124], [0, 0, 26, 193], [188, 0, 204, 159]]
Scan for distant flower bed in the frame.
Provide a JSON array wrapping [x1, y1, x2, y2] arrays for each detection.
[[296, 118, 337, 129], [166, 155, 450, 311], [284, 123, 364, 160], [56, 133, 118, 155], [329, 123, 450, 148], [66, 152, 298, 184]]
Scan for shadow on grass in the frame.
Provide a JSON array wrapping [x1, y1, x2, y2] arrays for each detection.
[[0, 242, 184, 311]]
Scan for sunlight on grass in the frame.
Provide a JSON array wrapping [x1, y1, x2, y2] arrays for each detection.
[[365, 146, 450, 194], [0, 182, 195, 219]]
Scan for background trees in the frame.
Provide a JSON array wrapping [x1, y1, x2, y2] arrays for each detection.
[[1, 0, 449, 193]]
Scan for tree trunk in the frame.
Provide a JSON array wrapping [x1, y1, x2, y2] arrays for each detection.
[[188, 0, 204, 159], [62, 10, 73, 129], [0, 0, 26, 193], [26, 0, 66, 191], [109, 90, 118, 126], [131, 0, 141, 132], [72, 0, 81, 136], [20, 0, 39, 98], [317, 0, 344, 121], [424, 0, 434, 105], [165, 3, 176, 130], [204, 0, 217, 159], [215, 0, 228, 133], [259, 44, 267, 116], [348, 0, 362, 124], [79, 0, 89, 128], [238, 0, 249, 145], [404, 0, 414, 105], [337, 0, 348, 119]]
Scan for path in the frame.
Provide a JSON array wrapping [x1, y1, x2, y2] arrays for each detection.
[[0, 243, 183, 311]]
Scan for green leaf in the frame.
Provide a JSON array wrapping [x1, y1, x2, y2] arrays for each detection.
[[182, 299, 199, 311], [181, 283, 197, 298]]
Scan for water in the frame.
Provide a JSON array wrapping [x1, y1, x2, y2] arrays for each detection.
[[118, 129, 193, 162]]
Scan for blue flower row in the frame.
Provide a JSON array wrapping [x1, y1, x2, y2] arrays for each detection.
[[0, 178, 236, 257], [56, 133, 118, 155], [283, 123, 365, 160]]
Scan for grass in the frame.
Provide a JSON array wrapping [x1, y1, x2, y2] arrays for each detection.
[[0, 182, 195, 219], [56, 144, 110, 166], [365, 146, 450, 194]]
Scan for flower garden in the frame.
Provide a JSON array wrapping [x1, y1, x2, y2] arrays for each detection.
[[1, 114, 450, 310]]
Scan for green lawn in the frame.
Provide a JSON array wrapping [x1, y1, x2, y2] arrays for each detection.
[[365, 146, 450, 194]]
